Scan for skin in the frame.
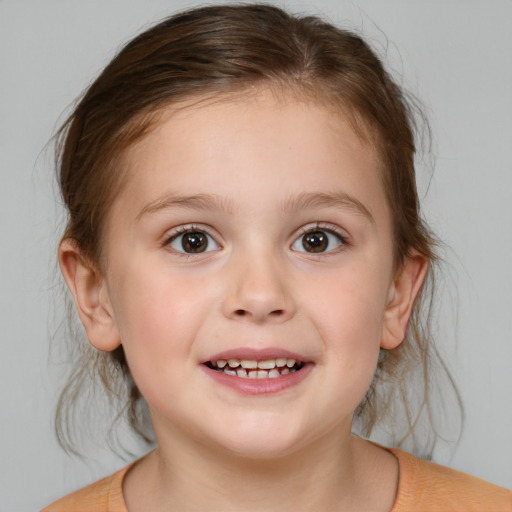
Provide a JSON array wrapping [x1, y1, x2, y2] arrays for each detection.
[[60, 89, 427, 511]]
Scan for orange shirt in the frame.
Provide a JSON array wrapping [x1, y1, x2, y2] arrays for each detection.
[[42, 447, 511, 512]]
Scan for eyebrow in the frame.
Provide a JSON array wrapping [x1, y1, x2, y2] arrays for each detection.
[[281, 191, 375, 223], [137, 193, 236, 219], [137, 191, 374, 223]]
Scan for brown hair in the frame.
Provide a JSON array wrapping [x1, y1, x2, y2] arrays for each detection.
[[55, 3, 461, 457]]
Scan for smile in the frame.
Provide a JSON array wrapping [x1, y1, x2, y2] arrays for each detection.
[[205, 358, 305, 379], [200, 350, 313, 395]]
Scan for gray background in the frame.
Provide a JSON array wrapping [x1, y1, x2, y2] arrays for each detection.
[[1, 0, 511, 510]]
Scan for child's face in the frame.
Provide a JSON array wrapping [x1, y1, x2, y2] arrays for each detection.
[[80, 89, 422, 458]]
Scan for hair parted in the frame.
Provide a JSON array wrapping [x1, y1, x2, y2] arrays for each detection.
[[55, 3, 461, 457]]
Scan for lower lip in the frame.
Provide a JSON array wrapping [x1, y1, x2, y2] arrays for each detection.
[[200, 363, 314, 395]]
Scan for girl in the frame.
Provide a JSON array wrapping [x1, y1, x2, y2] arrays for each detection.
[[42, 4, 511, 511]]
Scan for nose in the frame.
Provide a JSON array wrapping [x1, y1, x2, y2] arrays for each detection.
[[221, 250, 296, 324]]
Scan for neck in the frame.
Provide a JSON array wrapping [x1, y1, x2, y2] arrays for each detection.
[[124, 425, 398, 512]]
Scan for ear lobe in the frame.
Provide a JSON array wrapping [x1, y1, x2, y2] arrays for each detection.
[[58, 238, 121, 352], [381, 254, 428, 350]]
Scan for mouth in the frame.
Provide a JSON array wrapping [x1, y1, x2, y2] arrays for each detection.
[[200, 349, 312, 394], [204, 357, 305, 379]]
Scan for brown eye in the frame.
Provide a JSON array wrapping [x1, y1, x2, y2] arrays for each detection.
[[182, 232, 208, 252], [302, 231, 328, 252], [169, 230, 220, 254], [291, 228, 344, 254]]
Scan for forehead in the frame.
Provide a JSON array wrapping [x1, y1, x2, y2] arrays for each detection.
[[114, 89, 389, 224]]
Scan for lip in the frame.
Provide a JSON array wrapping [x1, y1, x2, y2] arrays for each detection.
[[200, 347, 314, 395], [202, 347, 309, 364]]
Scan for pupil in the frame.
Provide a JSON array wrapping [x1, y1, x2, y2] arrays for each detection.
[[183, 232, 207, 253], [303, 231, 327, 252]]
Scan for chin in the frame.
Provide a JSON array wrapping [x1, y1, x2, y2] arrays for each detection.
[[205, 418, 314, 461], [222, 438, 305, 461]]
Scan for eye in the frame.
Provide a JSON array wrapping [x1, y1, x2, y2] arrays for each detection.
[[291, 228, 345, 254], [168, 230, 220, 254]]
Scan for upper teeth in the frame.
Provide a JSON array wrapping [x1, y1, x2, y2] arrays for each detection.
[[214, 358, 297, 369], [208, 358, 304, 378]]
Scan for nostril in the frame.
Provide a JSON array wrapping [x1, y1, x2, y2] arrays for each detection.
[[231, 308, 287, 320]]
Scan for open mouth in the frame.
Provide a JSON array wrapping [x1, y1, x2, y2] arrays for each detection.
[[204, 358, 305, 379]]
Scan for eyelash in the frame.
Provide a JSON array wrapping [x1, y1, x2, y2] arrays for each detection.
[[163, 225, 220, 256], [292, 223, 349, 254], [162, 223, 349, 256]]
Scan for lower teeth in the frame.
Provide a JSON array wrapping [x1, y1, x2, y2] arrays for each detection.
[[211, 364, 301, 379]]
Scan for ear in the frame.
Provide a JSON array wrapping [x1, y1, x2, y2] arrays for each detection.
[[58, 238, 121, 352], [381, 253, 428, 350]]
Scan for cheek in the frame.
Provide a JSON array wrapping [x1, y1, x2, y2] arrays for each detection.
[[304, 262, 390, 388], [311, 266, 389, 343], [111, 258, 204, 332], [107, 266, 213, 384]]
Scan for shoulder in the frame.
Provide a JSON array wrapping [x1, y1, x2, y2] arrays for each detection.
[[389, 447, 512, 512], [41, 464, 131, 512]]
